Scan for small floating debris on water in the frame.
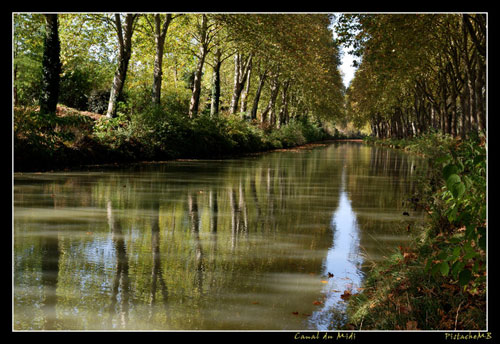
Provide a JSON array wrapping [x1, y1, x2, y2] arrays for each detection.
[[340, 290, 352, 300], [328, 272, 334, 278]]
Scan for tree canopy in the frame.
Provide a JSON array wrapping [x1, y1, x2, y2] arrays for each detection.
[[335, 13, 486, 139], [14, 13, 344, 127]]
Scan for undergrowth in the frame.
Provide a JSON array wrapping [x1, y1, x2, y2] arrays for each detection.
[[14, 105, 333, 171]]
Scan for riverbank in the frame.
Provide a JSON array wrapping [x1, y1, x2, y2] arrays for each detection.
[[13, 105, 362, 172], [342, 133, 487, 330]]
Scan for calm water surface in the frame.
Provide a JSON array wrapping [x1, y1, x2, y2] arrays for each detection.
[[13, 142, 427, 330]]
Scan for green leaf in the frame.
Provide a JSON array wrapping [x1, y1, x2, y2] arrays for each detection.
[[453, 182, 465, 199], [431, 262, 441, 276], [446, 174, 465, 199], [437, 251, 449, 260], [436, 155, 452, 165], [478, 235, 486, 251], [440, 261, 449, 276], [458, 269, 471, 286], [451, 261, 465, 279], [443, 164, 459, 180], [446, 174, 461, 189]]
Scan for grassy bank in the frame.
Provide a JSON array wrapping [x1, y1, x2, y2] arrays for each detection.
[[13, 105, 349, 172], [343, 132, 487, 330]]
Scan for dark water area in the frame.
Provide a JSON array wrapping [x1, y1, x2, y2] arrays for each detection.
[[13, 142, 427, 330]]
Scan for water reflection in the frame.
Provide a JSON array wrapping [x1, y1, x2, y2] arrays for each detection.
[[309, 168, 363, 330], [13, 142, 427, 330], [149, 198, 168, 319], [40, 229, 60, 330], [107, 200, 130, 329]]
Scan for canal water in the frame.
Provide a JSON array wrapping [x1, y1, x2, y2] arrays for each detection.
[[13, 142, 427, 330]]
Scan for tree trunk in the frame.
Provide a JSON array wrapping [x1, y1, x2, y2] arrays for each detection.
[[39, 14, 61, 115], [210, 48, 222, 116], [240, 64, 252, 114], [230, 53, 252, 115], [107, 14, 136, 118], [152, 14, 172, 106], [475, 56, 486, 132], [189, 52, 206, 118], [267, 73, 280, 127], [278, 80, 290, 128], [14, 63, 19, 107], [189, 15, 209, 118], [251, 70, 266, 121]]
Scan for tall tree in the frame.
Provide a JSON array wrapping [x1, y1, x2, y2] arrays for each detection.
[[106, 14, 138, 118], [188, 14, 218, 118], [149, 14, 173, 106], [229, 52, 252, 114], [250, 59, 268, 120], [39, 14, 61, 115]]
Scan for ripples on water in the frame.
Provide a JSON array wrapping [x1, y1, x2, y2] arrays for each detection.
[[13, 142, 427, 330]]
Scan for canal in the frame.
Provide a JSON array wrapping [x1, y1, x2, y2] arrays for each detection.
[[13, 141, 427, 330]]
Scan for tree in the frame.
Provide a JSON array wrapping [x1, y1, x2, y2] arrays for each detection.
[[148, 14, 174, 106], [106, 14, 138, 118], [229, 52, 252, 114], [39, 14, 61, 115], [188, 14, 219, 118], [14, 13, 45, 107], [338, 13, 486, 138]]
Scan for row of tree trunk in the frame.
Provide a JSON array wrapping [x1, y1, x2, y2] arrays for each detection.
[[38, 13, 306, 128], [370, 15, 486, 139]]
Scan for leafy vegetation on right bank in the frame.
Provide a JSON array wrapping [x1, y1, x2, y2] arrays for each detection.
[[343, 133, 487, 330]]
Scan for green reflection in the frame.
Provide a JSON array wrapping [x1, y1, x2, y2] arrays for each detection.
[[13, 142, 427, 330]]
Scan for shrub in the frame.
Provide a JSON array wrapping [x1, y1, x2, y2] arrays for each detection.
[[59, 67, 93, 111], [270, 122, 307, 148], [87, 89, 110, 114]]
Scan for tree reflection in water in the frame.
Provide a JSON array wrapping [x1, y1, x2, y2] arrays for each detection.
[[14, 142, 427, 330], [107, 200, 130, 329]]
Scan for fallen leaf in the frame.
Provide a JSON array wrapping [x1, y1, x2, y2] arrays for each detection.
[[340, 290, 352, 300], [406, 320, 418, 330], [313, 300, 323, 305], [292, 311, 299, 315], [345, 324, 356, 330], [399, 305, 410, 314], [321, 280, 328, 284]]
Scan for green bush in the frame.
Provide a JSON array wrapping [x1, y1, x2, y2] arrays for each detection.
[[87, 89, 110, 114], [425, 133, 486, 290], [59, 67, 93, 111]]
